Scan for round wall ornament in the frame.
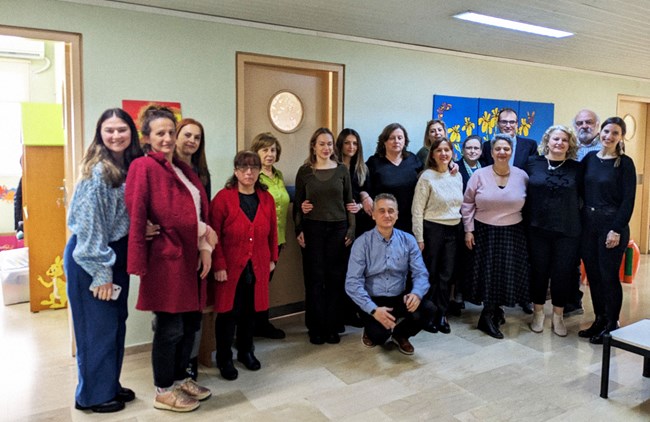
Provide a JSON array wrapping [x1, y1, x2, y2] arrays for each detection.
[[268, 90, 304, 133], [623, 114, 636, 141]]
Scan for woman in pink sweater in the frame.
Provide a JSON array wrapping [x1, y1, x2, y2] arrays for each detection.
[[461, 134, 530, 339]]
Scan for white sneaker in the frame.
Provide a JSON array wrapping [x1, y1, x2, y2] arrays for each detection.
[[530, 310, 545, 333], [552, 313, 567, 337]]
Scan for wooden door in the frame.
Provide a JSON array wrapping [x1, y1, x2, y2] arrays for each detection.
[[237, 53, 344, 313], [617, 98, 648, 252], [23, 146, 67, 312]]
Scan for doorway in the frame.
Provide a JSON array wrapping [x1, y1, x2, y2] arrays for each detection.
[[617, 95, 650, 253], [236, 52, 344, 314], [0, 26, 82, 355]]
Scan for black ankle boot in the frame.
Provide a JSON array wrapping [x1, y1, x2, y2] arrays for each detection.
[[578, 315, 607, 338], [478, 310, 504, 339], [493, 307, 506, 326], [589, 320, 620, 344]]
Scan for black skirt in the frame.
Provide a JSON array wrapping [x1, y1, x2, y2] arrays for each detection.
[[465, 220, 530, 307]]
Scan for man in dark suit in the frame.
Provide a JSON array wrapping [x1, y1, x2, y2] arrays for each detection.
[[479, 107, 538, 169]]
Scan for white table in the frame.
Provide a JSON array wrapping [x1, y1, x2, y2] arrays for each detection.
[[601, 319, 650, 398]]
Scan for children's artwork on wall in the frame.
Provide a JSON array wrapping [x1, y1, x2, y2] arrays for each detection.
[[122, 100, 182, 136], [433, 95, 554, 160], [0, 185, 15, 203]]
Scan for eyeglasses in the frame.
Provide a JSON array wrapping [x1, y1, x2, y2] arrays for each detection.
[[236, 165, 260, 172], [498, 120, 517, 126], [464, 146, 481, 150], [575, 120, 595, 126]]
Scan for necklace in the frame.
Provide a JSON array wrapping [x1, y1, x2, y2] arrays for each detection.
[[546, 157, 567, 171], [492, 167, 510, 177]]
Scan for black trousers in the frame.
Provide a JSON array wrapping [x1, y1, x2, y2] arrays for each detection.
[[215, 267, 256, 366], [528, 227, 580, 307], [422, 220, 459, 314], [360, 294, 435, 345], [581, 208, 629, 323], [152, 311, 202, 388], [302, 219, 348, 337]]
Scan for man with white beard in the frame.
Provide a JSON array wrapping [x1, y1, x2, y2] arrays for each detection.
[[574, 109, 601, 161]]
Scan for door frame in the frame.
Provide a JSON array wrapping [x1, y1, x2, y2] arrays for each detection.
[[0, 24, 84, 214], [0, 25, 83, 355], [235, 52, 344, 150], [617, 94, 650, 252]]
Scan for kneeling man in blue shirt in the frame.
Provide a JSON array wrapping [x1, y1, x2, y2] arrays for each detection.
[[345, 193, 435, 355]]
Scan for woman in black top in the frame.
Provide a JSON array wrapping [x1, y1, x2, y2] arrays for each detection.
[[366, 123, 422, 234], [579, 117, 636, 344], [336, 128, 373, 237], [295, 128, 355, 345], [525, 125, 581, 337]]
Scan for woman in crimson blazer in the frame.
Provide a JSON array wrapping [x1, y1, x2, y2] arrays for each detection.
[[125, 105, 214, 412], [210, 151, 278, 381]]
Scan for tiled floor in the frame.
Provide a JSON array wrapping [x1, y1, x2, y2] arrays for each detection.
[[1, 260, 649, 421]]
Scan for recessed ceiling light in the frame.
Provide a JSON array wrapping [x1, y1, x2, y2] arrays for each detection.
[[453, 11, 574, 38]]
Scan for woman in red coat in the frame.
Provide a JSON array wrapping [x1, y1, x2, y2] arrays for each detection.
[[210, 151, 278, 381], [125, 105, 215, 412]]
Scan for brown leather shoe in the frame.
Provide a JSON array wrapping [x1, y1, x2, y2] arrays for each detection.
[[391, 335, 414, 355], [361, 330, 376, 348]]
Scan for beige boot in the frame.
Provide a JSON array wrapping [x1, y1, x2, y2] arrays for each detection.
[[552, 313, 567, 337], [530, 310, 545, 333]]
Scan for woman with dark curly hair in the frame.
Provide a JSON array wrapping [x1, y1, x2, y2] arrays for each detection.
[[366, 123, 423, 234]]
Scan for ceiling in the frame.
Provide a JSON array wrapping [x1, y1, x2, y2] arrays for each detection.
[[100, 0, 650, 80]]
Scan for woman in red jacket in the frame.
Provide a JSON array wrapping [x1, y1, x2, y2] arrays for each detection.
[[210, 151, 278, 381], [125, 105, 215, 412]]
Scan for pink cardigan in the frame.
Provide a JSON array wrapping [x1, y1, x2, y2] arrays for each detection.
[[461, 165, 528, 232], [125, 152, 209, 313], [210, 186, 278, 313]]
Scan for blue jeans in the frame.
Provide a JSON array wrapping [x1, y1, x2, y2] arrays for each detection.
[[65, 235, 129, 407]]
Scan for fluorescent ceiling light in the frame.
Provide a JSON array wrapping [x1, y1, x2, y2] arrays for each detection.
[[453, 11, 573, 38]]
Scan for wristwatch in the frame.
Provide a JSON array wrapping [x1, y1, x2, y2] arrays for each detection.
[[370, 308, 376, 316]]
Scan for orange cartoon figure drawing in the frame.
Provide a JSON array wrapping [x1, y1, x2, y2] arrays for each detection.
[[38, 255, 68, 309]]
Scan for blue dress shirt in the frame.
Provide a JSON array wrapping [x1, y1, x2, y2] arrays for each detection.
[[345, 227, 429, 314]]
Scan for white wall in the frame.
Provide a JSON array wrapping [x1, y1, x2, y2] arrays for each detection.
[[2, 0, 650, 346]]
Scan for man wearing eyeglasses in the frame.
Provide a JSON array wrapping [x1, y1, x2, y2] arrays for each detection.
[[480, 107, 538, 169], [574, 109, 601, 162]]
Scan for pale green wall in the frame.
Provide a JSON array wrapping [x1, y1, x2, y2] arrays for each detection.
[[2, 0, 650, 346]]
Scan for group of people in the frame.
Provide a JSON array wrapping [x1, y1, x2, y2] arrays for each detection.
[[63, 105, 636, 414]]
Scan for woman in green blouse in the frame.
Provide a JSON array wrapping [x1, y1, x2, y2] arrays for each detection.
[[251, 133, 290, 339]]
